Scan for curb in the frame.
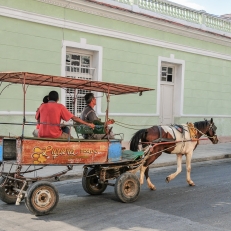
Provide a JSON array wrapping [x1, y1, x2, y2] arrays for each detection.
[[150, 153, 231, 168], [54, 154, 231, 182]]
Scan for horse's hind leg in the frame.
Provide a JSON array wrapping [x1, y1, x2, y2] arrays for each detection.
[[185, 152, 195, 186], [166, 154, 182, 183]]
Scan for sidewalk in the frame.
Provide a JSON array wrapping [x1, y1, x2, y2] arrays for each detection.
[[16, 141, 231, 181]]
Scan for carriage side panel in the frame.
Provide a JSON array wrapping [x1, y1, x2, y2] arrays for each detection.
[[108, 140, 122, 162], [19, 139, 109, 165]]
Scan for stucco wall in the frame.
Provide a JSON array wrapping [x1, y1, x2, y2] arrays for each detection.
[[0, 0, 231, 141]]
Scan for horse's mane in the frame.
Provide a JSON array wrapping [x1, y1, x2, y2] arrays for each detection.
[[194, 120, 208, 130], [130, 129, 147, 151]]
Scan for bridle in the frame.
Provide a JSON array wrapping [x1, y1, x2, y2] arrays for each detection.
[[195, 122, 217, 139]]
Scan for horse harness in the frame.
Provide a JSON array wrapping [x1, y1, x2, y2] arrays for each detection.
[[151, 125, 187, 143]]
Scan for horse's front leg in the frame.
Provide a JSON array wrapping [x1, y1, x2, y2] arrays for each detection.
[[140, 152, 162, 190], [139, 164, 147, 185], [185, 151, 195, 186], [145, 166, 156, 190], [139, 165, 156, 190], [166, 154, 182, 183]]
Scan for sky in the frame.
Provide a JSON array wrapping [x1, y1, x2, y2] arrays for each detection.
[[168, 0, 231, 16]]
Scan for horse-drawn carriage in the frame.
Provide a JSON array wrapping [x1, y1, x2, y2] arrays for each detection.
[[0, 72, 218, 216], [0, 72, 154, 215]]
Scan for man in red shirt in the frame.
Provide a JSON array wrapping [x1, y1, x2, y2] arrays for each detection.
[[36, 91, 95, 139]]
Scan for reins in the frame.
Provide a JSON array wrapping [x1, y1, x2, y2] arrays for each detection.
[[177, 124, 216, 140], [115, 121, 216, 140], [114, 121, 153, 131], [114, 122, 140, 130], [114, 121, 154, 127], [143, 144, 177, 158], [140, 137, 209, 159]]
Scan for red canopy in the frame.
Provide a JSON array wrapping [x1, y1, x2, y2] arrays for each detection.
[[0, 72, 154, 95]]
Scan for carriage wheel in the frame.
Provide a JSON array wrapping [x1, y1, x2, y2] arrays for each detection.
[[0, 176, 27, 204], [114, 172, 140, 203], [25, 181, 59, 216], [82, 168, 107, 195]]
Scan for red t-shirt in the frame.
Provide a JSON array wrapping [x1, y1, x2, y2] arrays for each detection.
[[36, 102, 73, 138]]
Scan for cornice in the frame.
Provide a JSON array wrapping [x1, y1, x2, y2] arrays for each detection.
[[36, 0, 231, 47], [0, 5, 231, 61]]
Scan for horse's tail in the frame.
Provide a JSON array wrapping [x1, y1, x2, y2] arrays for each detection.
[[130, 129, 147, 151]]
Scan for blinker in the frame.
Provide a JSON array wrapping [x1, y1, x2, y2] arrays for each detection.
[[213, 125, 217, 131]]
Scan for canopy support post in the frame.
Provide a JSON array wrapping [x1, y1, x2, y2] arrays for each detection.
[[104, 86, 110, 139], [22, 73, 26, 138]]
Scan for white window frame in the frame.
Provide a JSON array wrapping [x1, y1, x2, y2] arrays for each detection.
[[65, 49, 94, 116], [61, 39, 103, 115]]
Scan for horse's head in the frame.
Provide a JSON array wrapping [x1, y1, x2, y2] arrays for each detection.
[[194, 118, 218, 144], [204, 118, 218, 144], [199, 118, 218, 144]]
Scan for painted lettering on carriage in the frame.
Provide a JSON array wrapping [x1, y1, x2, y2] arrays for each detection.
[[51, 147, 76, 159], [32, 145, 79, 163], [31, 145, 103, 164], [81, 149, 98, 154]]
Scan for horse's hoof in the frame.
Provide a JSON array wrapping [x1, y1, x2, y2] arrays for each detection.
[[150, 186, 156, 191], [165, 177, 170, 183], [189, 183, 195, 186]]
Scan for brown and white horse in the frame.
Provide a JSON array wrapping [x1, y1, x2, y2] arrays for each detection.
[[130, 118, 218, 190]]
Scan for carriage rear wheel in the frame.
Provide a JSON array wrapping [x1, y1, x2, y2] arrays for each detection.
[[0, 176, 27, 204], [82, 168, 107, 195], [114, 172, 140, 203], [25, 181, 59, 216]]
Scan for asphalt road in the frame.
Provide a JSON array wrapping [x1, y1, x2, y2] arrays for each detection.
[[0, 158, 231, 231]]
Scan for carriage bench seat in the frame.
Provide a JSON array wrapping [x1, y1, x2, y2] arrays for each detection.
[[73, 121, 105, 136]]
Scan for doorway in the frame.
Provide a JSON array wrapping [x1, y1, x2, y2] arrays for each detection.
[[160, 65, 174, 125]]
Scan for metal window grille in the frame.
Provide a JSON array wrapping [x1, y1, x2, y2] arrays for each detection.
[[65, 53, 95, 116]]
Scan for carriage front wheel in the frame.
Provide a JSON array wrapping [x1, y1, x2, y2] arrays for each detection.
[[25, 181, 59, 216], [82, 168, 107, 195], [114, 172, 140, 203]]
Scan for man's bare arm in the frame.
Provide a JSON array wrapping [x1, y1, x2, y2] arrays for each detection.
[[72, 116, 95, 129]]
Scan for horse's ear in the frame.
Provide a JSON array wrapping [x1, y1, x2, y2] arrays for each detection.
[[210, 118, 213, 123], [204, 118, 207, 121]]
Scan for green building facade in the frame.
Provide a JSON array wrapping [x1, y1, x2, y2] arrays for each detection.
[[0, 0, 231, 143]]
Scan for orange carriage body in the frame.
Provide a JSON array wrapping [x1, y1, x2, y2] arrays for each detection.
[[17, 139, 109, 165]]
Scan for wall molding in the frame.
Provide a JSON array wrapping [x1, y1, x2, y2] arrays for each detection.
[[0, 6, 231, 61], [36, 0, 231, 45], [0, 112, 35, 115], [1, 111, 231, 118]]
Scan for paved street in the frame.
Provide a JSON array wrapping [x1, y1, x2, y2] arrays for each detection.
[[1, 158, 231, 231]]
